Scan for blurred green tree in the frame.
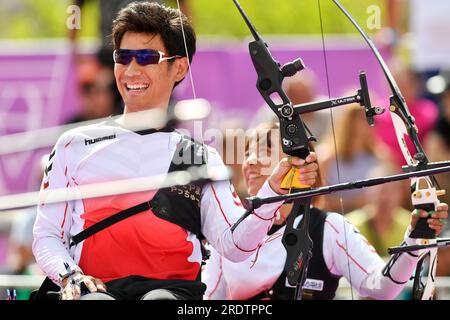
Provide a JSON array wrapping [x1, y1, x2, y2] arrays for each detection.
[[0, 0, 386, 39]]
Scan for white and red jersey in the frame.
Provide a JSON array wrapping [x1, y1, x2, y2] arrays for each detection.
[[203, 212, 419, 300], [32, 121, 282, 286]]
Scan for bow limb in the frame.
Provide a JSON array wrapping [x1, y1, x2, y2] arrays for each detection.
[[332, 0, 443, 300], [332, 0, 431, 169]]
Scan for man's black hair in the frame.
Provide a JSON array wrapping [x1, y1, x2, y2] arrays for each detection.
[[112, 1, 196, 64]]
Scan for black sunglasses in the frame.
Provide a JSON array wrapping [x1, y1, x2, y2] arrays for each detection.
[[113, 49, 181, 66]]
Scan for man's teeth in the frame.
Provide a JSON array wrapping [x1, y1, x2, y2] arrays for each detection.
[[126, 84, 149, 90]]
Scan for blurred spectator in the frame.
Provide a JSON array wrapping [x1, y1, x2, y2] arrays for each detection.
[[1, 156, 47, 299], [436, 229, 450, 277], [409, 0, 450, 73], [7, 211, 37, 276], [386, 0, 450, 102], [318, 104, 390, 213], [282, 71, 331, 141], [346, 164, 411, 258], [66, 56, 123, 124], [435, 229, 450, 299], [425, 82, 450, 222], [374, 62, 438, 167]]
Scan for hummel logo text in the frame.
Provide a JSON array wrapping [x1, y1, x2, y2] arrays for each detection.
[[85, 134, 116, 146]]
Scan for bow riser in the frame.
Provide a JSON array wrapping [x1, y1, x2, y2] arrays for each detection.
[[232, 0, 313, 300], [246, 41, 310, 160]]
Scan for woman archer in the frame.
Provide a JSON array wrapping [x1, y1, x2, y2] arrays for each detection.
[[202, 122, 448, 300]]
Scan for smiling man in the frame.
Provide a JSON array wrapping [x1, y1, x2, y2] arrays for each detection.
[[32, 2, 318, 300], [113, 34, 185, 112]]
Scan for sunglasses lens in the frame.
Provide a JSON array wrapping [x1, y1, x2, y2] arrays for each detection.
[[114, 51, 132, 65], [136, 52, 160, 65], [114, 50, 162, 65]]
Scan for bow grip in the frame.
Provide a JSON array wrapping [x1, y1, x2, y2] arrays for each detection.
[[409, 215, 435, 240], [281, 167, 311, 189], [409, 187, 442, 239]]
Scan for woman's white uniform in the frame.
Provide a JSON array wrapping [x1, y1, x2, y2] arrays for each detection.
[[203, 212, 419, 300]]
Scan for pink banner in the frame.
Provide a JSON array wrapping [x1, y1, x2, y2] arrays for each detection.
[[0, 39, 389, 196]]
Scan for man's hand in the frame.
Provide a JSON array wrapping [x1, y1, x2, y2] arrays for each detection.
[[268, 152, 318, 195], [61, 272, 107, 300], [410, 202, 449, 236]]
